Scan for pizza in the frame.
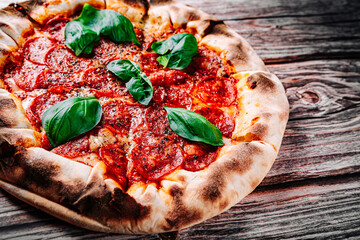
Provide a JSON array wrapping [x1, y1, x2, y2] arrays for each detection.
[[0, 0, 289, 234]]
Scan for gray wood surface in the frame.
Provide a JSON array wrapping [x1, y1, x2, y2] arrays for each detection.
[[1, 0, 359, 239]]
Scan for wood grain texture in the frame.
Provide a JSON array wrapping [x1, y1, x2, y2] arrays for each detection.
[[0, 0, 359, 239], [184, 0, 360, 63], [263, 59, 360, 185]]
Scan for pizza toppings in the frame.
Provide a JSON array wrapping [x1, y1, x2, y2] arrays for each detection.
[[52, 135, 90, 159], [42, 16, 69, 42], [182, 142, 219, 171], [195, 107, 235, 138], [0, 7, 240, 189], [151, 33, 198, 70], [44, 45, 93, 73], [195, 76, 237, 106], [42, 96, 102, 147], [65, 3, 139, 56], [22, 37, 57, 65], [131, 141, 184, 180], [27, 92, 67, 130], [101, 99, 133, 136], [99, 144, 128, 190], [107, 59, 153, 105], [164, 106, 223, 146]]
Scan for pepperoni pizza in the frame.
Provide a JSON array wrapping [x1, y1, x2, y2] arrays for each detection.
[[0, 0, 289, 234]]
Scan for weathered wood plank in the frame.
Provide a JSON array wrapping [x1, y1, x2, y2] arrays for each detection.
[[262, 59, 360, 185], [1, 173, 359, 239], [180, 173, 360, 239], [226, 16, 360, 63], [182, 0, 360, 63], [182, 0, 360, 20]]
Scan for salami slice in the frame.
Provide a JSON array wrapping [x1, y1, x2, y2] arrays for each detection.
[[195, 76, 236, 107], [45, 45, 92, 73], [22, 37, 57, 65], [12, 60, 47, 91], [99, 144, 128, 190], [26, 91, 67, 130], [35, 69, 82, 89], [182, 142, 219, 171], [130, 141, 184, 180], [101, 99, 133, 136], [42, 17, 69, 42], [194, 107, 235, 138], [52, 136, 90, 159]]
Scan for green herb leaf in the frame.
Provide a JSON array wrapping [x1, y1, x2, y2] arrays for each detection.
[[107, 59, 153, 105], [42, 96, 102, 147], [65, 3, 139, 56], [163, 106, 223, 146], [151, 33, 198, 70]]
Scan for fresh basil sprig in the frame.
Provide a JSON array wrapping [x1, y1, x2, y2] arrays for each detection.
[[65, 3, 139, 56], [151, 33, 198, 70], [107, 59, 153, 105], [163, 106, 223, 146], [42, 96, 102, 147]]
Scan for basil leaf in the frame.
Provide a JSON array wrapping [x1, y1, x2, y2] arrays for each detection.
[[65, 3, 139, 56], [151, 33, 198, 70], [163, 106, 223, 146], [107, 59, 153, 105], [42, 96, 102, 147], [65, 21, 99, 56]]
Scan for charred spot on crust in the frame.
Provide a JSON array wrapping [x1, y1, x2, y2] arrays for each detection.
[[247, 72, 275, 91], [210, 23, 233, 38], [13, 149, 59, 189], [164, 185, 202, 231], [110, 188, 150, 220], [0, 96, 17, 127], [201, 170, 224, 202], [224, 143, 257, 174], [250, 123, 268, 140], [0, 141, 16, 166]]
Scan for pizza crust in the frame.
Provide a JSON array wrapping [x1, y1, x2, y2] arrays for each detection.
[[0, 0, 289, 234]]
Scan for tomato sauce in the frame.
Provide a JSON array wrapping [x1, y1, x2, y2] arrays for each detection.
[[0, 16, 238, 191]]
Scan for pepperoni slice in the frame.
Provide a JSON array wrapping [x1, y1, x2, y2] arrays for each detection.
[[42, 17, 69, 42], [152, 84, 193, 109], [194, 107, 235, 138], [35, 69, 82, 89], [101, 99, 133, 135], [99, 144, 128, 190], [81, 67, 127, 97], [138, 52, 161, 75], [26, 91, 67, 129], [149, 70, 190, 86], [182, 142, 219, 171], [22, 37, 57, 65], [133, 107, 178, 141], [195, 76, 236, 107], [185, 46, 228, 76], [12, 60, 47, 91], [52, 135, 90, 158], [127, 162, 146, 187], [45, 45, 92, 73], [93, 39, 119, 64], [41, 134, 52, 150], [130, 140, 184, 180]]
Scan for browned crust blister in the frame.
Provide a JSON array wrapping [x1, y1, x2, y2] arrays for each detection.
[[0, 0, 289, 234]]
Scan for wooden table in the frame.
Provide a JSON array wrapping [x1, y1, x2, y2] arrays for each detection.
[[1, 0, 360, 239]]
